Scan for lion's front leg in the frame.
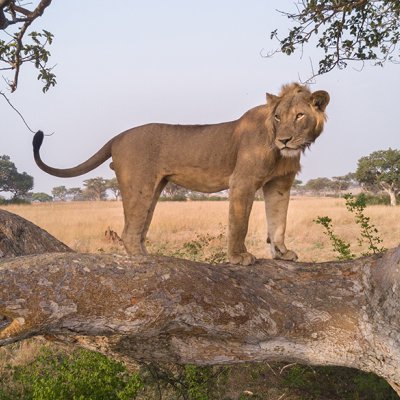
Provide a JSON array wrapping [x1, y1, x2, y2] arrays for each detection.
[[228, 181, 257, 266], [263, 174, 298, 261]]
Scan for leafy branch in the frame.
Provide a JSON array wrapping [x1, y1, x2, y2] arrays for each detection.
[[315, 193, 386, 260], [315, 216, 355, 260], [270, 0, 400, 80], [343, 193, 386, 256], [0, 0, 55, 93]]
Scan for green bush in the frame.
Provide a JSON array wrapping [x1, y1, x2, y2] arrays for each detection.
[[1, 348, 142, 400], [356, 192, 399, 206], [283, 365, 398, 400], [315, 193, 386, 260], [184, 365, 214, 400], [0, 198, 31, 205], [158, 194, 187, 201]]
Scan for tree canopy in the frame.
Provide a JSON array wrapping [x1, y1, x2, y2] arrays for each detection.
[[271, 0, 400, 78], [83, 177, 109, 201], [0, 155, 33, 199], [106, 177, 120, 201], [356, 148, 400, 206], [31, 192, 52, 202], [51, 185, 68, 201]]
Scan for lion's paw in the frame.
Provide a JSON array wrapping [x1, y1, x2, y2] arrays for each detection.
[[274, 249, 298, 261], [229, 252, 256, 266]]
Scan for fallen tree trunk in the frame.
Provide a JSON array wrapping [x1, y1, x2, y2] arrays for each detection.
[[1, 247, 400, 394]]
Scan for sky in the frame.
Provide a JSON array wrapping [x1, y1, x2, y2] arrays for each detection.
[[1, 0, 399, 195]]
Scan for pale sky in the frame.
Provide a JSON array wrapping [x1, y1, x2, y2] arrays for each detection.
[[2, 1, 399, 195]]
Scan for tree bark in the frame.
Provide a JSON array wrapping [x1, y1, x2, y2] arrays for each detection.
[[381, 183, 398, 206], [0, 209, 72, 257], [1, 245, 400, 394], [388, 189, 397, 207]]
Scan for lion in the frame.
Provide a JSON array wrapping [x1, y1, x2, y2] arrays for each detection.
[[33, 83, 329, 265]]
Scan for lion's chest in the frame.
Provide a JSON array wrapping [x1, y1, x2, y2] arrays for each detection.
[[261, 156, 301, 185]]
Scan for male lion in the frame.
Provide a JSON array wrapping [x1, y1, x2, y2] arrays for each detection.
[[33, 83, 329, 266]]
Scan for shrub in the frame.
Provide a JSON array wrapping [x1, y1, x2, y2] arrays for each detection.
[[315, 193, 386, 260], [357, 192, 398, 206], [2, 348, 142, 400]]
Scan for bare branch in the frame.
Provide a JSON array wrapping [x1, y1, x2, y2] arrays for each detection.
[[0, 91, 37, 132]]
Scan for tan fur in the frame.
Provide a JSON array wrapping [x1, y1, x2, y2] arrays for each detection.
[[33, 83, 329, 265]]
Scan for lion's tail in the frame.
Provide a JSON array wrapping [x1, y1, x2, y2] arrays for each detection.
[[32, 131, 113, 178]]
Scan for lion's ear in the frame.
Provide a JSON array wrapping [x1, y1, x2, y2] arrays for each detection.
[[310, 90, 330, 112], [266, 93, 279, 105]]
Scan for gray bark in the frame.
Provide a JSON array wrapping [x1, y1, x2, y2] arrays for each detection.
[[0, 209, 72, 257], [1, 247, 400, 395], [388, 189, 397, 207]]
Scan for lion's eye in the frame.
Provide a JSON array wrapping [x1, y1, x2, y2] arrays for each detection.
[[274, 115, 281, 122], [296, 113, 305, 121]]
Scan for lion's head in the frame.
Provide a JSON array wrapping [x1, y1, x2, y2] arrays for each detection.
[[266, 83, 330, 158]]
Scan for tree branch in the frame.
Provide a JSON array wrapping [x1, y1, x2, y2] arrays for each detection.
[[0, 209, 72, 257], [0, 0, 11, 29], [1, 0, 53, 92], [0, 0, 52, 28], [0, 209, 399, 394], [271, 0, 400, 78]]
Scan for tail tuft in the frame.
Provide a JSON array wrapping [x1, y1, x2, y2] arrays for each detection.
[[32, 130, 44, 154]]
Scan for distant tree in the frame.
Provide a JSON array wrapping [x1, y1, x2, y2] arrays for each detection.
[[67, 187, 83, 201], [271, 1, 400, 79], [293, 179, 302, 188], [83, 177, 108, 201], [356, 149, 400, 206], [254, 189, 264, 201], [293, 179, 304, 192], [31, 192, 52, 202], [331, 174, 354, 196], [343, 172, 358, 185], [0, 155, 34, 199], [162, 182, 188, 199], [304, 177, 333, 196], [51, 185, 68, 201], [106, 178, 120, 201], [0, 155, 17, 190], [8, 171, 33, 199]]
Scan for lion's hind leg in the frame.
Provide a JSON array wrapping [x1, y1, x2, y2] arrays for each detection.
[[117, 172, 165, 256]]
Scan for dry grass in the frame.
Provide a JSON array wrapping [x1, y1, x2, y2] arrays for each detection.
[[2, 197, 400, 262]]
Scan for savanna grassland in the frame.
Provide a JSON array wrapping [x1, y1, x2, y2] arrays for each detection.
[[1, 197, 400, 400], [3, 196, 400, 262]]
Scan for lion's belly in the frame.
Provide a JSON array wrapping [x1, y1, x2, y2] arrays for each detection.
[[168, 170, 229, 193]]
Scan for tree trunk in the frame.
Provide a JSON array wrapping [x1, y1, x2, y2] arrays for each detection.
[[0, 209, 72, 257], [381, 185, 397, 206], [1, 245, 400, 394], [388, 190, 397, 207]]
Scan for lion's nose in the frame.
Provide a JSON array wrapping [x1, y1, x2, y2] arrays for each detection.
[[278, 137, 292, 145]]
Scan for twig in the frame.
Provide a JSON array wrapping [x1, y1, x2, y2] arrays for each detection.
[[280, 362, 297, 374], [0, 91, 35, 133], [265, 361, 277, 376]]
